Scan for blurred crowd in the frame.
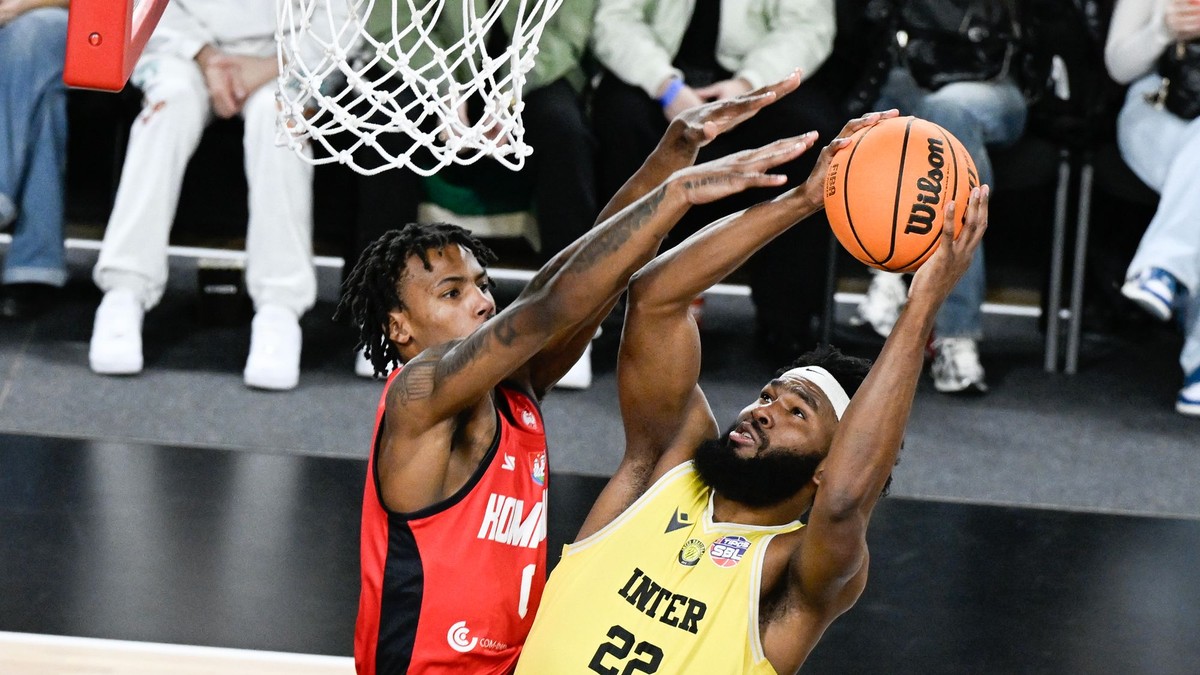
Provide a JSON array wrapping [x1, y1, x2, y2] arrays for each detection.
[[1, 0, 1196, 417]]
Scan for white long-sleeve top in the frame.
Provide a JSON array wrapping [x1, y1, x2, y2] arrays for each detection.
[[592, 0, 835, 98], [145, 0, 280, 61], [1105, 0, 1174, 84]]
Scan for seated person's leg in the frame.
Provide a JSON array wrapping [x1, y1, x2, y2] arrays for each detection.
[[912, 78, 1026, 394], [696, 81, 843, 356], [1179, 295, 1200, 416], [241, 82, 317, 391], [0, 7, 70, 319], [90, 56, 212, 375]]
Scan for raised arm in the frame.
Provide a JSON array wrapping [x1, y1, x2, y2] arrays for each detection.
[[520, 72, 807, 395], [792, 186, 990, 613], [596, 71, 803, 223], [390, 135, 812, 430], [573, 113, 898, 540]]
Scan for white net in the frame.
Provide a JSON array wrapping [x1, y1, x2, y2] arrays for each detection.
[[275, 0, 563, 176]]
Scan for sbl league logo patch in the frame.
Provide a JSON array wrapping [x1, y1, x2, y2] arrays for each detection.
[[678, 538, 706, 566], [709, 535, 751, 568]]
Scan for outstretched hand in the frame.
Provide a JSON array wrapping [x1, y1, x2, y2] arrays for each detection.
[[669, 131, 819, 206], [793, 109, 900, 208], [663, 70, 803, 159], [909, 185, 990, 303]]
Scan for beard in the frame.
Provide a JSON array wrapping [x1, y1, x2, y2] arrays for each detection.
[[693, 425, 823, 508]]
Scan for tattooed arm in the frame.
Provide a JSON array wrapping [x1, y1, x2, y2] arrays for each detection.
[[374, 136, 814, 512], [596, 71, 802, 223], [514, 72, 806, 396]]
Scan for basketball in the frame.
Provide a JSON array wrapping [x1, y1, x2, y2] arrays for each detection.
[[824, 116, 978, 273]]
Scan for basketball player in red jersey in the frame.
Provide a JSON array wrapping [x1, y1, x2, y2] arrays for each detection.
[[336, 72, 818, 674], [517, 113, 989, 674]]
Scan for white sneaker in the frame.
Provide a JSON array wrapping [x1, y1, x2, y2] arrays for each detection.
[[556, 342, 592, 390], [355, 348, 387, 379], [243, 305, 302, 391], [930, 337, 988, 395], [89, 289, 144, 375], [851, 271, 908, 338]]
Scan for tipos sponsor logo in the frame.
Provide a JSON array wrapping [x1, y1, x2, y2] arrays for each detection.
[[678, 538, 706, 567], [709, 535, 751, 568]]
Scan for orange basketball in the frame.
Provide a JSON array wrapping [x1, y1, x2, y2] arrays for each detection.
[[823, 116, 978, 273]]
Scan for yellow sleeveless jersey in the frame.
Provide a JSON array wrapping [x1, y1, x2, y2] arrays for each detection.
[[515, 461, 803, 675]]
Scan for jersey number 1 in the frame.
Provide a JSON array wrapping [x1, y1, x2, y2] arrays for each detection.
[[588, 624, 663, 674], [518, 563, 536, 619]]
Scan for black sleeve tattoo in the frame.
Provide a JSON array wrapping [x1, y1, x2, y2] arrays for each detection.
[[569, 187, 666, 270]]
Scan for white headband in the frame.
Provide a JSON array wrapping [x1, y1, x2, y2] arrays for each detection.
[[781, 366, 851, 420]]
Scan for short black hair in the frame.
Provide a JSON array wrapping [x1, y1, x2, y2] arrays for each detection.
[[779, 343, 872, 398], [334, 223, 497, 376], [779, 344, 898, 496]]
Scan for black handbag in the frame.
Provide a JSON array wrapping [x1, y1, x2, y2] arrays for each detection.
[[1153, 40, 1200, 120], [899, 0, 1019, 91]]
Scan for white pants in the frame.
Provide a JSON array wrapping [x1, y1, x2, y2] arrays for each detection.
[[1118, 74, 1200, 375], [94, 55, 316, 316]]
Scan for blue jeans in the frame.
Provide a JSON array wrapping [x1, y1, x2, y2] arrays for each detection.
[[876, 68, 1028, 338], [1117, 74, 1200, 376], [0, 7, 69, 287]]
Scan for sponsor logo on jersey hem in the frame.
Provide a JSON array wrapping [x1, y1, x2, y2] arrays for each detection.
[[447, 621, 478, 653], [665, 508, 692, 533], [448, 620, 511, 654]]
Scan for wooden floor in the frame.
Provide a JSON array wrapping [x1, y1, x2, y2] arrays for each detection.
[[3, 432, 1200, 674], [0, 632, 353, 675]]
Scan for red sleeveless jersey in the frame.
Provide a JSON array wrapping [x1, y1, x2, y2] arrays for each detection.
[[355, 370, 549, 675]]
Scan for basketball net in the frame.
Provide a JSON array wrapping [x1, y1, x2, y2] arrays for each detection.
[[275, 0, 563, 176]]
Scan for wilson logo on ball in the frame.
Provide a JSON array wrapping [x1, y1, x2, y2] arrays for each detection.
[[905, 136, 945, 236], [824, 116, 978, 273]]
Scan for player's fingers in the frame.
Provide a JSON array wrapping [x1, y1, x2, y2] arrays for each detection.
[[736, 172, 789, 189], [748, 132, 818, 166], [709, 92, 775, 125], [964, 185, 990, 247], [940, 200, 957, 247], [838, 109, 899, 139], [747, 68, 802, 101]]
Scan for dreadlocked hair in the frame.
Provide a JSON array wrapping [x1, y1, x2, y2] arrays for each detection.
[[334, 222, 497, 377]]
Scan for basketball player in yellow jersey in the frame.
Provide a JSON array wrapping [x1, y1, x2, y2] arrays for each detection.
[[516, 111, 990, 674]]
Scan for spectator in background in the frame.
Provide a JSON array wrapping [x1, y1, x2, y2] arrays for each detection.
[[0, 0, 69, 319], [850, 0, 1027, 396], [589, 0, 841, 359], [1106, 0, 1200, 417], [349, 0, 599, 384], [87, 0, 317, 391]]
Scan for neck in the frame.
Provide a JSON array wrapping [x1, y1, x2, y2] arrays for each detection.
[[710, 485, 815, 527]]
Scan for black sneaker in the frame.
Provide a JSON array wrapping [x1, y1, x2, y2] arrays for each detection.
[[0, 283, 57, 320]]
